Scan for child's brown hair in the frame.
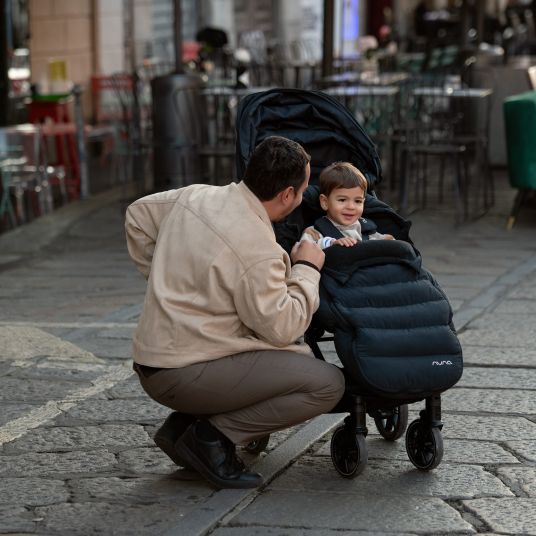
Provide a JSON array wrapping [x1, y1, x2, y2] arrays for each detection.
[[319, 162, 368, 196]]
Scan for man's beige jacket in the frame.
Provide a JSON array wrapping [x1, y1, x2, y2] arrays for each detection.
[[125, 181, 321, 368]]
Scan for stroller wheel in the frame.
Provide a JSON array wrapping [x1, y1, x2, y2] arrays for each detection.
[[244, 434, 270, 454], [330, 425, 368, 478], [405, 419, 444, 470], [374, 404, 409, 441]]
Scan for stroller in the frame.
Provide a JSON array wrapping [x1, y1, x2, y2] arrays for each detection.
[[236, 88, 463, 477]]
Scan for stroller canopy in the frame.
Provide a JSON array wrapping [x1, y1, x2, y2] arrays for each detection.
[[235, 88, 383, 190]]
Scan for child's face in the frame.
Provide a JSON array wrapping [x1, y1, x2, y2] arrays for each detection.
[[320, 186, 365, 226]]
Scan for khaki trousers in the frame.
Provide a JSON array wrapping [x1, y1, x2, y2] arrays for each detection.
[[135, 350, 345, 445]]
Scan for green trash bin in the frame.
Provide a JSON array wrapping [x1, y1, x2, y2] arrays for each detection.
[[503, 90, 536, 228]]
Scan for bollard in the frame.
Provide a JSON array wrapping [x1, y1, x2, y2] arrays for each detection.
[[72, 85, 89, 199]]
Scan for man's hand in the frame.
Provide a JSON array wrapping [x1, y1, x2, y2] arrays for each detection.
[[332, 237, 358, 247], [291, 240, 325, 271]]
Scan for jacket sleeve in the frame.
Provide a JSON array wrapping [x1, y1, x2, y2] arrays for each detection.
[[233, 257, 321, 347], [124, 191, 177, 278]]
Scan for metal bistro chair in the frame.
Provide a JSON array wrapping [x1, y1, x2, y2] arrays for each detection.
[[324, 84, 399, 193], [398, 73, 493, 222], [160, 82, 236, 186], [0, 125, 53, 228]]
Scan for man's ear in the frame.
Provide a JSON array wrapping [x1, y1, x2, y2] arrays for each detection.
[[319, 193, 328, 210], [280, 185, 294, 204]]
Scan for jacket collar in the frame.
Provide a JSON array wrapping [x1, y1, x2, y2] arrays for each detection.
[[237, 181, 274, 234]]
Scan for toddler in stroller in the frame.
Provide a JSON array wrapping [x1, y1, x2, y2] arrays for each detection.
[[237, 88, 463, 477], [300, 161, 394, 248]]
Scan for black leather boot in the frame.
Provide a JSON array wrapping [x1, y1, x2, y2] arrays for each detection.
[[175, 420, 264, 489], [154, 412, 197, 473]]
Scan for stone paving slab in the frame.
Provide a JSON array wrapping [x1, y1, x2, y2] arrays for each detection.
[[0, 504, 37, 533], [6, 362, 109, 382], [116, 447, 183, 475], [458, 315, 536, 348], [443, 388, 536, 414], [268, 457, 514, 500], [105, 376, 146, 399], [494, 299, 536, 314], [508, 285, 536, 300], [462, 345, 536, 367], [424, 257, 507, 277], [315, 437, 520, 465], [98, 327, 135, 339], [3, 424, 152, 454], [64, 336, 133, 360], [438, 415, 536, 441], [441, 286, 482, 301], [0, 377, 86, 403], [496, 466, 536, 497], [504, 440, 536, 462], [0, 296, 142, 323], [0, 450, 117, 477], [213, 529, 418, 536], [433, 274, 498, 288], [462, 498, 536, 535], [0, 478, 69, 506], [459, 367, 536, 389], [53, 397, 169, 425], [70, 475, 210, 504], [33, 501, 201, 536], [0, 403, 39, 426], [0, 325, 100, 362], [231, 490, 475, 534]]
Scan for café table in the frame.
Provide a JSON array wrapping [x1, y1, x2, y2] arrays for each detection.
[[321, 71, 409, 88]]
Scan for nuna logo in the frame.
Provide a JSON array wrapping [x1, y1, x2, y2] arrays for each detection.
[[432, 360, 453, 366]]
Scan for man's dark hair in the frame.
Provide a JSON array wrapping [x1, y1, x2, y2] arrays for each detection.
[[243, 136, 311, 201]]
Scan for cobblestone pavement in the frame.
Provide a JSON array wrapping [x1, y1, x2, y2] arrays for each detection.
[[1, 173, 536, 535]]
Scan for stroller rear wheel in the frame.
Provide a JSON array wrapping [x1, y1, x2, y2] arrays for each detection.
[[244, 434, 270, 454], [405, 419, 443, 470], [330, 425, 368, 478], [373, 404, 409, 441]]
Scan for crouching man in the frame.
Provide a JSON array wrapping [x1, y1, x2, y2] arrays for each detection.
[[125, 136, 345, 489]]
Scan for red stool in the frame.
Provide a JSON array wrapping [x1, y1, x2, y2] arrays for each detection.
[[28, 96, 80, 199]]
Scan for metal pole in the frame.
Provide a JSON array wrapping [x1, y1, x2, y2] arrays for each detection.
[[173, 0, 183, 74], [322, 0, 334, 78], [130, 71, 144, 196], [72, 85, 90, 200], [0, 0, 11, 125], [475, 0, 485, 44], [460, 0, 470, 48]]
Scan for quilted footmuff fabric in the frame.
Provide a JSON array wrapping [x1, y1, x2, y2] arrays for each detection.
[[313, 239, 463, 399]]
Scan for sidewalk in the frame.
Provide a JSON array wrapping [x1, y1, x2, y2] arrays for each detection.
[[1, 173, 536, 536]]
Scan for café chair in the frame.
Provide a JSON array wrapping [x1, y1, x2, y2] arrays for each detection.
[[0, 126, 53, 228]]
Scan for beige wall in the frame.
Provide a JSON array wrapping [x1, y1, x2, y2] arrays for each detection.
[[29, 0, 93, 88]]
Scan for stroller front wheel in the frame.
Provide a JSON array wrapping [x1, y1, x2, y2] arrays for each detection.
[[373, 404, 409, 441], [244, 434, 270, 454], [330, 425, 368, 478], [405, 419, 444, 470]]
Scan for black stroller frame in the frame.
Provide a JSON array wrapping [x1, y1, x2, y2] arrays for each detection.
[[303, 329, 445, 477], [237, 88, 459, 477]]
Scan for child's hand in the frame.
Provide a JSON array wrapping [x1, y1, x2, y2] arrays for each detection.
[[332, 237, 358, 247], [383, 234, 395, 240], [303, 227, 321, 241]]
